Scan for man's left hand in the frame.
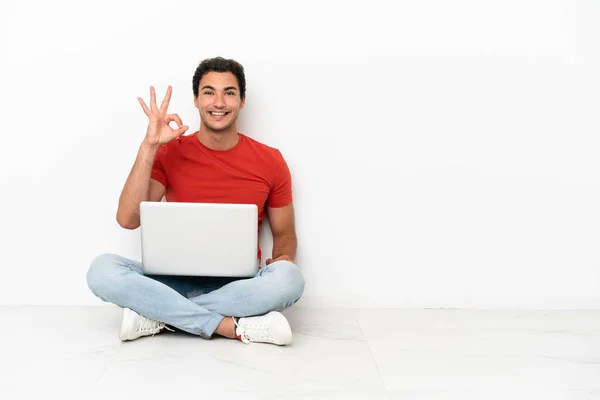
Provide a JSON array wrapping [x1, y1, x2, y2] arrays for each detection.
[[266, 255, 295, 265]]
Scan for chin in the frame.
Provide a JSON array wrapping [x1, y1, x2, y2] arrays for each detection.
[[203, 122, 234, 132]]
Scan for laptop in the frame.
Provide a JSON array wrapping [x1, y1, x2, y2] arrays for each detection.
[[139, 201, 259, 277]]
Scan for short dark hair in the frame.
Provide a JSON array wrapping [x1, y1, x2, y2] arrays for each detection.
[[192, 57, 246, 100]]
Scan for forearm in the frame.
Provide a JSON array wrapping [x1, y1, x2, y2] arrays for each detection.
[[272, 234, 297, 260], [116, 142, 159, 229]]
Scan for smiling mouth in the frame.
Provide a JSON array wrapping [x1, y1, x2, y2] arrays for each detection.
[[209, 111, 230, 117]]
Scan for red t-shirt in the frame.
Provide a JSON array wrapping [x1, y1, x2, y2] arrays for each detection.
[[150, 132, 293, 262]]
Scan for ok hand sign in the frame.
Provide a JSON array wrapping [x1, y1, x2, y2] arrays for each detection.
[[138, 86, 189, 146]]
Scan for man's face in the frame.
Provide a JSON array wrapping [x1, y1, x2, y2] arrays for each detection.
[[194, 71, 245, 132]]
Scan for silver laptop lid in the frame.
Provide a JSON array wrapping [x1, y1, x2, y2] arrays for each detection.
[[140, 201, 259, 277]]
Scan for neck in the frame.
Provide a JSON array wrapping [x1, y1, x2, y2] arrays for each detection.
[[197, 124, 240, 151]]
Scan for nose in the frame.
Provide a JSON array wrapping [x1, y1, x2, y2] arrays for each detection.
[[213, 92, 225, 108]]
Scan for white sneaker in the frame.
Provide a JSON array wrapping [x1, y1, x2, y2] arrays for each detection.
[[234, 311, 293, 345], [119, 308, 172, 341]]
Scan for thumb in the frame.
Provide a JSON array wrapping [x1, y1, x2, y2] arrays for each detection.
[[266, 258, 273, 265]]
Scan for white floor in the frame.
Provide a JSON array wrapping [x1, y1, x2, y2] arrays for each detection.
[[1, 306, 600, 399]]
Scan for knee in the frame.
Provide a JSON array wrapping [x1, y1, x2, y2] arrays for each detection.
[[269, 261, 305, 306], [86, 253, 122, 299]]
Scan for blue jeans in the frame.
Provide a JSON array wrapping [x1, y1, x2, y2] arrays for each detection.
[[86, 253, 305, 338]]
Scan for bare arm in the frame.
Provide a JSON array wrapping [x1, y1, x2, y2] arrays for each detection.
[[116, 85, 188, 229], [116, 144, 166, 229], [266, 203, 297, 264]]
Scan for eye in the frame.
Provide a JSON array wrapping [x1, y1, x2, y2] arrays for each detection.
[[203, 91, 213, 95], [226, 91, 235, 95]]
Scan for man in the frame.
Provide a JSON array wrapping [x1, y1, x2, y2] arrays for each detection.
[[87, 57, 304, 345]]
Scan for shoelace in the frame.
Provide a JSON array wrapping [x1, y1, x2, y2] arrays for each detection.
[[233, 317, 272, 344], [138, 316, 174, 336]]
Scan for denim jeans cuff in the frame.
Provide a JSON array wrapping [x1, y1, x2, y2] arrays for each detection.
[[201, 313, 226, 339]]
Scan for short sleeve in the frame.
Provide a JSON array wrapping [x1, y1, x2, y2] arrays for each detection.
[[266, 150, 293, 208], [150, 144, 168, 188]]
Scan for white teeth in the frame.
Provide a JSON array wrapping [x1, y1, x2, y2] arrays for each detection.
[[210, 112, 226, 116]]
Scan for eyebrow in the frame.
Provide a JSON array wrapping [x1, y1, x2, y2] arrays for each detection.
[[201, 85, 238, 91]]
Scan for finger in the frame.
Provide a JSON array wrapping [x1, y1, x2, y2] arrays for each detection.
[[168, 113, 184, 128], [150, 86, 158, 112], [173, 125, 189, 137], [266, 258, 273, 265], [160, 85, 172, 113], [137, 97, 151, 117]]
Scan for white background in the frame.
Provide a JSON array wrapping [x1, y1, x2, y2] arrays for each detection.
[[0, 0, 598, 309]]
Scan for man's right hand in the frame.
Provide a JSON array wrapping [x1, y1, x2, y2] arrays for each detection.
[[138, 85, 189, 146]]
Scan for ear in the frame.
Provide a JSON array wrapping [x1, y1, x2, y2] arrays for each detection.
[[193, 95, 199, 109], [240, 95, 246, 109]]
